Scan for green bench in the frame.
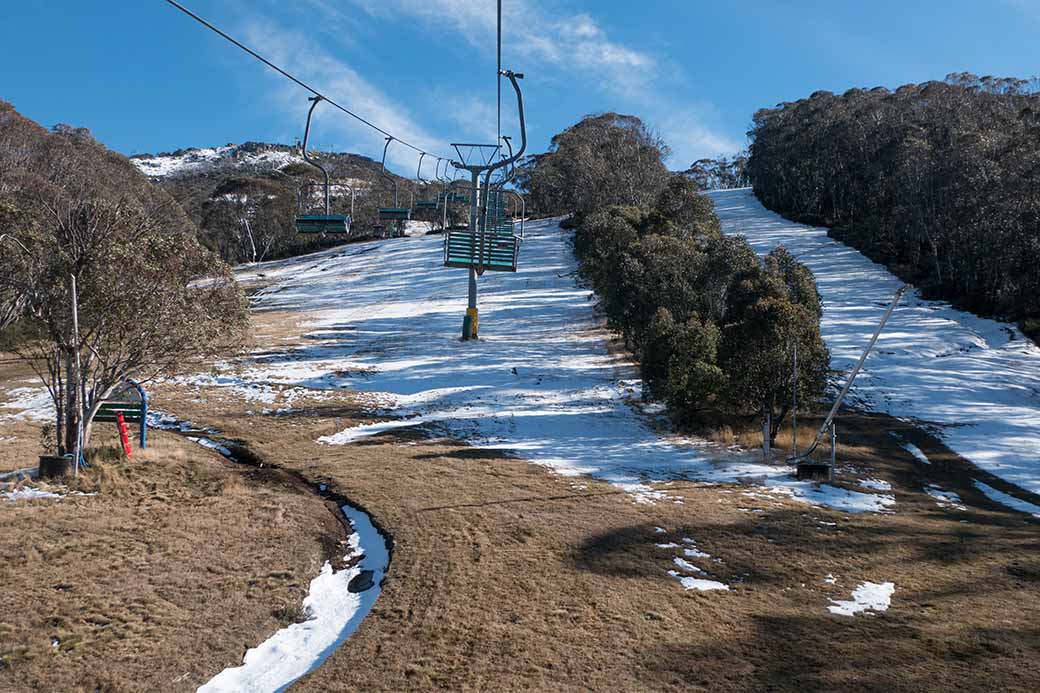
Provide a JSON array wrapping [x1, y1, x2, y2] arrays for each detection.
[[414, 200, 439, 210], [94, 385, 148, 448], [296, 215, 351, 234], [443, 231, 520, 272]]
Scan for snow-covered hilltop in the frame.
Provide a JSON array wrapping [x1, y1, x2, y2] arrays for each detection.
[[130, 142, 300, 179]]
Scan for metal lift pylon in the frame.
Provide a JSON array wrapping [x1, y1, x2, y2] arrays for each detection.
[[447, 70, 527, 341]]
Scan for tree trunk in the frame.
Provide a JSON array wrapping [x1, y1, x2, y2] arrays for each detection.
[[63, 350, 77, 455]]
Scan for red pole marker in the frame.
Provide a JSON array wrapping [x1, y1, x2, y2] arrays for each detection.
[[116, 411, 133, 460]]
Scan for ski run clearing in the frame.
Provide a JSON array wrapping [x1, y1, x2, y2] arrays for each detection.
[[220, 217, 892, 514], [710, 189, 1040, 501]]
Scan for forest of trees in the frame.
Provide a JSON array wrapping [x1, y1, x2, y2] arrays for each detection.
[[149, 148, 456, 266], [749, 73, 1040, 337], [524, 113, 673, 217], [0, 100, 247, 454], [527, 113, 828, 439], [684, 153, 750, 191]]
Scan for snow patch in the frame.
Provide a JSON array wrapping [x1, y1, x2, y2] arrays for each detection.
[[973, 481, 1040, 519], [667, 570, 729, 592], [925, 484, 966, 510], [198, 504, 389, 692], [827, 581, 894, 616], [0, 386, 54, 422]]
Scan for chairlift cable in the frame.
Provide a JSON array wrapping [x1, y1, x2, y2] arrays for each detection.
[[162, 0, 447, 159]]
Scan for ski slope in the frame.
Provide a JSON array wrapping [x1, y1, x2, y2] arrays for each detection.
[[709, 189, 1040, 498], [223, 220, 892, 513]]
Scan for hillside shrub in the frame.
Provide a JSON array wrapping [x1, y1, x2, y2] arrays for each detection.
[[572, 174, 829, 440]]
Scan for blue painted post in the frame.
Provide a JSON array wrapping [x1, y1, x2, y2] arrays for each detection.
[[140, 390, 148, 449], [128, 379, 148, 449]]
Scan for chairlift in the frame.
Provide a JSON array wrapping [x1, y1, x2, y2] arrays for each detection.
[[295, 96, 351, 235], [377, 137, 411, 227], [442, 70, 528, 279]]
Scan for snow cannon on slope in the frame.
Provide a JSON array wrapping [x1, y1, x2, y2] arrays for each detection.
[[791, 284, 909, 481]]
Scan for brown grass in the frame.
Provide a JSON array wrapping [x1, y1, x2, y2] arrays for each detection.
[[4, 311, 1040, 691], [0, 425, 344, 692], [147, 373, 1040, 693]]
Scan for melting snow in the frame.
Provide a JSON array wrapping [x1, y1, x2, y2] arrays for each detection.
[[827, 581, 895, 616], [0, 386, 54, 422], [3, 487, 64, 502], [226, 220, 893, 513], [672, 557, 703, 573], [925, 484, 967, 510], [667, 570, 730, 592], [973, 481, 1040, 519], [859, 478, 892, 491], [199, 504, 390, 692], [711, 189, 1040, 498]]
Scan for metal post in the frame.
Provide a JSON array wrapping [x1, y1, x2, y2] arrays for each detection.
[[795, 284, 907, 461], [464, 169, 480, 340], [450, 70, 527, 342], [70, 274, 83, 477], [301, 96, 331, 215], [829, 422, 837, 479], [792, 340, 798, 455]]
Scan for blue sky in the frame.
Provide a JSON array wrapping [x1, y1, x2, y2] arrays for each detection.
[[2, 0, 1038, 174]]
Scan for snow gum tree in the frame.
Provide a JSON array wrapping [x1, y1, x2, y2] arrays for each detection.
[[568, 170, 828, 437], [525, 113, 672, 217], [0, 100, 248, 455]]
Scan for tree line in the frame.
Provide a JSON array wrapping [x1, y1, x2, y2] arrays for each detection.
[[526, 113, 829, 440], [0, 100, 247, 455], [153, 151, 463, 266], [684, 153, 749, 191], [748, 73, 1040, 338]]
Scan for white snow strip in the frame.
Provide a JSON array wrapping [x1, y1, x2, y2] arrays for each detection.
[[672, 557, 704, 573], [667, 570, 729, 592], [711, 189, 1040, 496], [859, 478, 892, 491], [317, 417, 431, 445], [181, 218, 895, 515], [199, 504, 389, 693], [186, 436, 235, 459], [0, 386, 54, 422], [973, 481, 1040, 519], [655, 542, 679, 549], [827, 581, 894, 616], [3, 487, 63, 502], [891, 434, 932, 465], [925, 484, 966, 510], [824, 574, 838, 584]]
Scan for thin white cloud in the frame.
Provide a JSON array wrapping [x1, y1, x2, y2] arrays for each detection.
[[657, 115, 744, 168], [241, 21, 445, 173], [345, 0, 655, 93], [345, 0, 739, 160]]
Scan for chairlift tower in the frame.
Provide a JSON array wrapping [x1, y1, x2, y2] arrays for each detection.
[[447, 70, 527, 341]]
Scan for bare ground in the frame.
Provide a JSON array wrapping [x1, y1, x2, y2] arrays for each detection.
[[3, 318, 1040, 691], [0, 389, 346, 691]]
